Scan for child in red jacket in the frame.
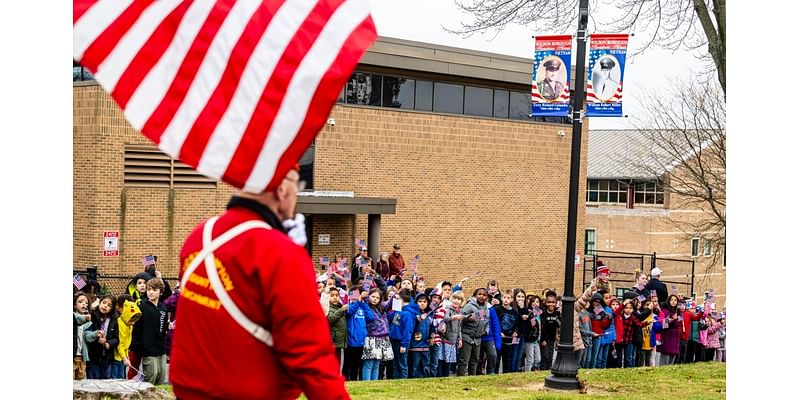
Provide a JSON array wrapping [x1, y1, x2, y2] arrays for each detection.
[[609, 297, 625, 368], [585, 293, 611, 369]]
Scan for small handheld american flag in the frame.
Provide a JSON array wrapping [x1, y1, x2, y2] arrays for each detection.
[[73, 274, 87, 290], [128, 366, 145, 382], [141, 255, 156, 268], [355, 239, 366, 247]]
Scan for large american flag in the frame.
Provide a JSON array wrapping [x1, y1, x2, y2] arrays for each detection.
[[74, 0, 376, 193]]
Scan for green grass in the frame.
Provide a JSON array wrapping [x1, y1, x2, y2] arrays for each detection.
[[344, 362, 725, 399], [160, 362, 725, 399]]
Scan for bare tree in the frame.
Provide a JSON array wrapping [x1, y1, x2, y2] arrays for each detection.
[[447, 0, 725, 94], [621, 80, 725, 276]]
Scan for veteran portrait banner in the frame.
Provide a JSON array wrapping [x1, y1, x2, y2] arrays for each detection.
[[586, 33, 629, 117], [531, 35, 572, 117]]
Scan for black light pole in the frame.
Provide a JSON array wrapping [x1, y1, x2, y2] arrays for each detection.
[[544, 0, 589, 391]]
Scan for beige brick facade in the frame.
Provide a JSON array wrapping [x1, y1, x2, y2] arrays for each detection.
[[73, 84, 588, 296]]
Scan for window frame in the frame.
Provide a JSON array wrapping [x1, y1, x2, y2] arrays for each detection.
[[585, 229, 596, 256], [691, 237, 700, 257]]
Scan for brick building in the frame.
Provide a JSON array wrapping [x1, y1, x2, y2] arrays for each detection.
[[584, 129, 726, 302], [73, 36, 588, 295]]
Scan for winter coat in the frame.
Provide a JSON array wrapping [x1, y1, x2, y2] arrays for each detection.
[[578, 310, 593, 348], [388, 253, 405, 277], [460, 298, 490, 345], [656, 308, 681, 355], [375, 260, 391, 280], [588, 293, 612, 335], [410, 312, 434, 350], [389, 303, 419, 349], [115, 300, 141, 362], [705, 319, 722, 349], [73, 312, 92, 361], [641, 312, 657, 351], [613, 306, 625, 345], [597, 304, 616, 346], [555, 283, 595, 351], [365, 306, 390, 338], [481, 306, 502, 351], [441, 304, 463, 344], [125, 271, 172, 304], [644, 278, 668, 305], [346, 300, 375, 347], [85, 309, 120, 365], [327, 302, 348, 349]]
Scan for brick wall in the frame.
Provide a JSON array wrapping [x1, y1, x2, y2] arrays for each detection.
[[312, 105, 588, 295], [74, 84, 588, 296]]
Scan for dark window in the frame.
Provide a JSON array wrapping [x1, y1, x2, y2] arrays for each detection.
[[382, 76, 415, 109], [509, 91, 530, 120], [415, 80, 433, 111], [493, 90, 509, 118], [346, 72, 381, 106], [464, 86, 493, 117], [298, 144, 314, 191], [433, 82, 464, 114]]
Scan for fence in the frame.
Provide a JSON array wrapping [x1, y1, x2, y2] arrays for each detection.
[[582, 250, 696, 299], [72, 268, 179, 297]]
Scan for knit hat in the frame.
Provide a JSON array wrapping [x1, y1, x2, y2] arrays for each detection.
[[414, 293, 429, 304], [596, 260, 610, 276]]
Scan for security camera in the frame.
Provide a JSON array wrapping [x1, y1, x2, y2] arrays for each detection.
[[326, 118, 336, 126], [558, 130, 566, 137]]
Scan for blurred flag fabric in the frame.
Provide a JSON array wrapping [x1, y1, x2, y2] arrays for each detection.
[[73, 0, 376, 193]]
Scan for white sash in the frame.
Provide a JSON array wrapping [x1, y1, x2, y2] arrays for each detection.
[[180, 216, 274, 346]]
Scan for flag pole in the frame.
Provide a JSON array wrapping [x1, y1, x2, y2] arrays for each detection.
[[544, 0, 589, 391]]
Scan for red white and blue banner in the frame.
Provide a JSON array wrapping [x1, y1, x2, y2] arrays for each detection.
[[531, 35, 572, 117], [586, 34, 628, 117]]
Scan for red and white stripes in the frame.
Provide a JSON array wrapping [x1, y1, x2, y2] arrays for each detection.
[[74, 0, 376, 192]]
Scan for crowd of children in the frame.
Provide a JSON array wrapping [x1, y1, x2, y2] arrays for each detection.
[[73, 261, 177, 385], [318, 253, 727, 381], [72, 251, 725, 385]]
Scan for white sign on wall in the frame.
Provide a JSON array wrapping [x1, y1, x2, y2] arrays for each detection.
[[318, 234, 330, 245]]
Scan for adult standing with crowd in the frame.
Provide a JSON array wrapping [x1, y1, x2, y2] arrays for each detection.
[[644, 267, 668, 305], [388, 244, 405, 278]]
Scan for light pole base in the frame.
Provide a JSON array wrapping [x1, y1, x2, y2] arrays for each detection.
[[544, 374, 581, 390], [544, 343, 581, 391]]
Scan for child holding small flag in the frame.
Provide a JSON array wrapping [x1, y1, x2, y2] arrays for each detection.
[[344, 287, 374, 381], [85, 294, 119, 379], [73, 292, 92, 380], [138, 278, 169, 385]]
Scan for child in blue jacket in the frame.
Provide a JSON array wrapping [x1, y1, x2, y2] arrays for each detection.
[[409, 293, 434, 378], [344, 288, 374, 381], [389, 288, 416, 379], [479, 303, 502, 374]]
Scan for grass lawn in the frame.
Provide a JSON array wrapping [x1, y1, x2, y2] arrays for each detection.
[[160, 362, 725, 399], [344, 362, 725, 400]]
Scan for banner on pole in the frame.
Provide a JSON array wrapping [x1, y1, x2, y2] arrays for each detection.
[[531, 35, 572, 117], [586, 34, 629, 117]]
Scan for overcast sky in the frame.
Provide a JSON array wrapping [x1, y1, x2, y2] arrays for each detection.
[[367, 0, 704, 130]]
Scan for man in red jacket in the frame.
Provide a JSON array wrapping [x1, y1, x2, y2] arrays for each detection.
[[169, 167, 349, 400]]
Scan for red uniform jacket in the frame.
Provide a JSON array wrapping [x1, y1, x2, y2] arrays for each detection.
[[170, 198, 348, 400]]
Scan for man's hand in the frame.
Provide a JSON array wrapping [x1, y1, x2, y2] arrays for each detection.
[[468, 313, 476, 321], [341, 304, 349, 311], [491, 298, 500, 306], [155, 270, 163, 279]]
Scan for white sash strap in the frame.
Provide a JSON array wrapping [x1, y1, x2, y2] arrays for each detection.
[[180, 216, 274, 346]]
